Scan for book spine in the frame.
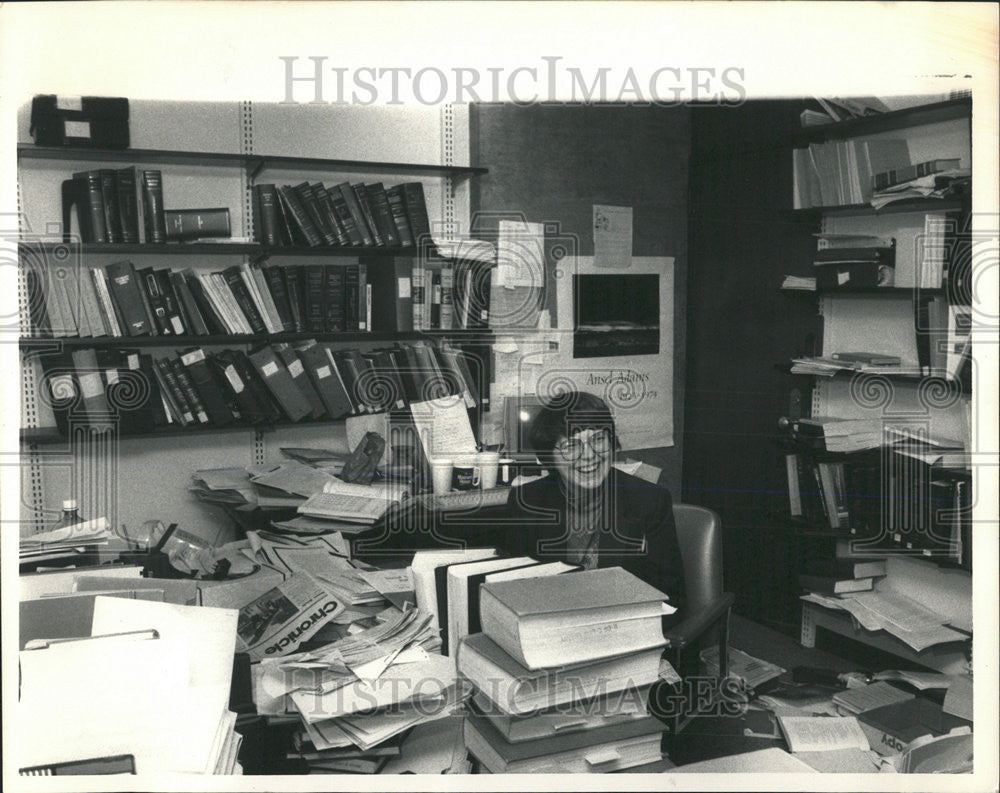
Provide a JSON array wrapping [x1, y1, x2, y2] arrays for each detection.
[[304, 264, 326, 333], [138, 268, 172, 335], [179, 347, 234, 425], [439, 263, 454, 330], [338, 183, 373, 246], [115, 167, 140, 243], [314, 184, 349, 246], [223, 266, 267, 334], [412, 265, 426, 331], [277, 185, 323, 247], [263, 264, 296, 332], [210, 272, 251, 334], [327, 189, 362, 246], [141, 170, 167, 243], [385, 186, 414, 247], [430, 269, 441, 330], [104, 262, 151, 336], [163, 208, 231, 241], [293, 182, 337, 246], [366, 183, 400, 247], [253, 184, 282, 246], [353, 184, 383, 246], [167, 356, 210, 424], [323, 264, 346, 333], [242, 263, 281, 334], [357, 263, 368, 331], [344, 265, 360, 332], [154, 357, 193, 425], [72, 171, 108, 243], [154, 269, 187, 335], [170, 271, 209, 335], [400, 182, 431, 244], [99, 169, 120, 243], [284, 267, 306, 333], [185, 272, 228, 334]]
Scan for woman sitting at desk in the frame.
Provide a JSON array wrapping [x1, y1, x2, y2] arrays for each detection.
[[500, 390, 686, 625]]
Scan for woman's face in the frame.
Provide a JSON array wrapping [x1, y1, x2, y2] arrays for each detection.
[[553, 428, 613, 490]]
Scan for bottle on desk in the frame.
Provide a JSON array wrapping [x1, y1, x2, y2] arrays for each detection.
[[51, 499, 83, 531]]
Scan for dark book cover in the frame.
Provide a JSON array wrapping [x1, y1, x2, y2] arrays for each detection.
[[114, 167, 140, 243], [139, 353, 170, 426], [207, 350, 262, 424], [352, 183, 383, 246], [365, 255, 413, 332], [296, 341, 353, 419], [276, 185, 323, 247], [70, 347, 111, 420], [312, 183, 349, 246], [25, 268, 51, 336], [152, 268, 187, 335], [366, 183, 400, 247], [163, 208, 231, 241], [344, 265, 360, 332], [181, 269, 228, 335], [248, 345, 312, 422], [303, 264, 326, 333], [273, 185, 302, 246], [293, 182, 338, 246], [166, 355, 210, 424], [169, 270, 209, 336], [66, 172, 107, 243], [153, 356, 194, 425], [104, 261, 152, 336], [357, 263, 369, 332], [328, 187, 363, 246], [140, 170, 167, 243], [366, 350, 409, 410], [179, 347, 237, 425], [222, 266, 267, 334], [337, 182, 374, 247], [136, 267, 172, 335], [262, 264, 296, 333], [393, 344, 424, 405], [98, 348, 159, 432], [322, 264, 345, 333], [284, 266, 306, 333], [273, 342, 326, 420], [232, 350, 284, 423], [400, 182, 431, 244], [98, 169, 121, 244], [385, 185, 414, 247], [330, 349, 369, 414], [430, 269, 441, 329], [253, 184, 282, 247]]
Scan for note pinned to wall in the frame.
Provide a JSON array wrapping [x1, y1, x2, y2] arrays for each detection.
[[593, 204, 633, 268], [496, 219, 545, 288], [409, 398, 479, 458]]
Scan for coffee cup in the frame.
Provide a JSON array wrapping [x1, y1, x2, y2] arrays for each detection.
[[478, 451, 501, 490], [429, 458, 454, 495], [452, 456, 481, 490]]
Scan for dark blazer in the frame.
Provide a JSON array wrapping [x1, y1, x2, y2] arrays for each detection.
[[498, 469, 687, 622]]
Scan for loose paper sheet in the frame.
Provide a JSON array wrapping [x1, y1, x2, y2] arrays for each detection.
[[409, 398, 479, 458], [593, 204, 633, 268], [496, 219, 545, 288]]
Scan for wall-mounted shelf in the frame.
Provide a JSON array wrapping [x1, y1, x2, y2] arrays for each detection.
[[788, 98, 971, 145], [780, 286, 947, 297], [791, 196, 967, 219]]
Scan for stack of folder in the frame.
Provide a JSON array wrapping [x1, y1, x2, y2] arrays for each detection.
[[456, 567, 673, 773]]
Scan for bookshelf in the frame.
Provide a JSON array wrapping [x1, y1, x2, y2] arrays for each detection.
[[782, 98, 974, 660], [17, 100, 491, 541]]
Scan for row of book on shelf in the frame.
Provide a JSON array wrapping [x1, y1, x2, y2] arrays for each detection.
[[27, 256, 494, 341], [61, 163, 436, 250], [791, 131, 968, 210], [38, 337, 480, 435], [252, 180, 431, 251]]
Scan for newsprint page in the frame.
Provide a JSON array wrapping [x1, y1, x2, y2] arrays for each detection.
[[0, 3, 997, 793]]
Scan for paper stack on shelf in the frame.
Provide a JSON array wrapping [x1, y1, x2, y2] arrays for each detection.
[[18, 517, 112, 566], [456, 567, 671, 773], [871, 168, 970, 210]]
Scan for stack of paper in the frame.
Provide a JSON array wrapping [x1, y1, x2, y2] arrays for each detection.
[[19, 518, 112, 565]]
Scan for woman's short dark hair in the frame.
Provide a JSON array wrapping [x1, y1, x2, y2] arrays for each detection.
[[528, 390, 618, 457]]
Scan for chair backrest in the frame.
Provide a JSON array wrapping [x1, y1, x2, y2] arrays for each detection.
[[671, 503, 723, 614]]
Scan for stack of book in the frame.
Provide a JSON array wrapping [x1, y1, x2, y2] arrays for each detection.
[[813, 235, 896, 290], [456, 567, 672, 773], [36, 336, 478, 435], [62, 167, 230, 243], [253, 181, 430, 250], [799, 541, 888, 597]]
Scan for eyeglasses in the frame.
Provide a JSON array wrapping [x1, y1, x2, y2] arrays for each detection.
[[555, 429, 612, 461]]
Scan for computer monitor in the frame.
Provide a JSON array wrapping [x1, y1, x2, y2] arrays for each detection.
[[502, 395, 546, 459]]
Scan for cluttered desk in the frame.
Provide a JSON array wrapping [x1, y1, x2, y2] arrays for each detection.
[[16, 442, 974, 777]]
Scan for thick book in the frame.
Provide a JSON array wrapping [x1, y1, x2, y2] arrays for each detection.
[[400, 182, 432, 244], [246, 263, 283, 334], [331, 348, 372, 414], [328, 188, 362, 245], [276, 185, 323, 247], [303, 264, 326, 333], [798, 573, 874, 596], [166, 356, 209, 424], [183, 270, 229, 335], [163, 208, 231, 241], [140, 170, 166, 243], [411, 265, 427, 331], [385, 185, 414, 247], [207, 350, 265, 424], [365, 183, 400, 247], [312, 183, 349, 246], [114, 167, 140, 243], [457, 632, 664, 716], [98, 349, 158, 432], [292, 182, 338, 246], [248, 345, 312, 422], [365, 349, 409, 411], [60, 267, 91, 337], [66, 172, 107, 243], [439, 262, 454, 330], [284, 266, 307, 332], [429, 269, 441, 329], [856, 697, 970, 757], [357, 263, 368, 332], [296, 340, 353, 419], [25, 268, 52, 336], [464, 702, 663, 774], [366, 256, 413, 332], [322, 264, 346, 332], [437, 342, 478, 408], [179, 347, 236, 425], [70, 348, 111, 419], [479, 566, 668, 670], [169, 271, 209, 335], [136, 267, 172, 335], [273, 343, 326, 419], [341, 264, 359, 331], [261, 264, 296, 332], [233, 350, 284, 423], [98, 169, 121, 244], [91, 267, 123, 336], [222, 266, 267, 334], [252, 184, 282, 247], [352, 183, 383, 246], [153, 356, 194, 425], [273, 185, 303, 245], [77, 267, 109, 337], [103, 261, 152, 336], [152, 269, 186, 335], [337, 182, 373, 246]]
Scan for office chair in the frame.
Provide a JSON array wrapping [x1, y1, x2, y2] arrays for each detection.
[[661, 504, 735, 728]]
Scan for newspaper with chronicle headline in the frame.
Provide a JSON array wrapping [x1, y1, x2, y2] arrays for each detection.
[[236, 572, 346, 661]]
